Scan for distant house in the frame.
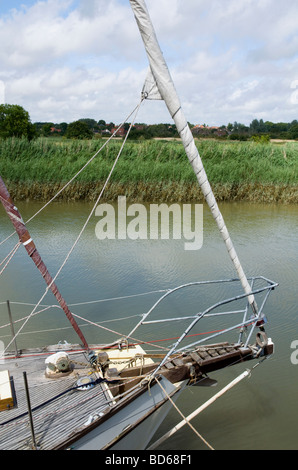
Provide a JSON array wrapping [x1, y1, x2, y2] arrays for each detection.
[[50, 127, 62, 133], [111, 126, 126, 137], [192, 124, 228, 138]]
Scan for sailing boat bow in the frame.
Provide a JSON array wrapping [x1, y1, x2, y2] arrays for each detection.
[[0, 0, 277, 451]]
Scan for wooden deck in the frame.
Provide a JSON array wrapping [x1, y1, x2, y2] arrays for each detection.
[[0, 339, 273, 450], [118, 341, 272, 385], [0, 348, 113, 450]]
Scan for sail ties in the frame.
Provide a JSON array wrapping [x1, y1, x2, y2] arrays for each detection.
[[142, 68, 163, 100]]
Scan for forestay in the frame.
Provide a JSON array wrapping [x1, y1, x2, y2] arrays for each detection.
[[129, 0, 258, 316]]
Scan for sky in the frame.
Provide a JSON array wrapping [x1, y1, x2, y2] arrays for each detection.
[[0, 0, 298, 126]]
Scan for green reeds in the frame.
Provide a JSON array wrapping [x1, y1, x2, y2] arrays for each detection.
[[0, 137, 297, 203]]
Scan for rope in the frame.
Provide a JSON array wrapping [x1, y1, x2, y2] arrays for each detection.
[[70, 311, 170, 352], [0, 98, 144, 359], [67, 289, 168, 306], [148, 359, 268, 451], [0, 241, 21, 275], [154, 376, 214, 450], [0, 305, 255, 351]]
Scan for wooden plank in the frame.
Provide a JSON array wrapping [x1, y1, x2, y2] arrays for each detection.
[[189, 352, 201, 362], [208, 349, 219, 357], [164, 362, 175, 370], [197, 350, 209, 359], [172, 358, 184, 367], [198, 342, 229, 349], [218, 348, 227, 355], [0, 370, 14, 411], [200, 350, 241, 368], [161, 365, 190, 383]]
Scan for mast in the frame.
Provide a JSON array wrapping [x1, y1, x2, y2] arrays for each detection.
[[130, 0, 258, 315], [0, 176, 89, 350]]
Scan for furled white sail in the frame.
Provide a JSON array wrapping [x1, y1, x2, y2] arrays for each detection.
[[142, 68, 162, 100], [130, 0, 258, 314]]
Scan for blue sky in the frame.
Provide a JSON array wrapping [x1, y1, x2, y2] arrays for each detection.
[[0, 0, 77, 16], [0, 0, 297, 125], [0, 1, 33, 13]]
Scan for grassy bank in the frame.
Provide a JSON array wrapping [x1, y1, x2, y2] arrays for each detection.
[[0, 137, 297, 203]]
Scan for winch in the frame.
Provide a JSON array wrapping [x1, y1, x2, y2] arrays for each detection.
[[45, 352, 72, 377], [88, 350, 109, 375]]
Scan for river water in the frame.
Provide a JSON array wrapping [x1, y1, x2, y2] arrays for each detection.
[[0, 199, 297, 450]]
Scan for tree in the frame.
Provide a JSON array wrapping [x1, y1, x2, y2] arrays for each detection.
[[289, 123, 298, 139], [65, 120, 93, 139], [42, 122, 54, 137], [0, 104, 36, 140], [250, 119, 268, 135], [57, 122, 68, 136], [78, 118, 98, 131]]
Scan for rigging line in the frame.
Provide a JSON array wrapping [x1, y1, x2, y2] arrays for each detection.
[[0, 301, 57, 307], [154, 377, 214, 451], [0, 101, 142, 249], [0, 98, 144, 359], [36, 311, 144, 332], [149, 358, 269, 451], [150, 282, 275, 376], [0, 241, 20, 266], [0, 287, 167, 329], [67, 289, 169, 306], [0, 289, 168, 309], [0, 295, 255, 344], [0, 309, 144, 335], [130, 0, 258, 316], [0, 306, 56, 331], [126, 279, 241, 339], [71, 311, 170, 352], [0, 241, 21, 275]]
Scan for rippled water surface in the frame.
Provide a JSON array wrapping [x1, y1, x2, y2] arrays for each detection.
[[0, 200, 297, 450]]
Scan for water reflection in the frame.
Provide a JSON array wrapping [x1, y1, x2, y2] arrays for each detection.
[[0, 200, 297, 449]]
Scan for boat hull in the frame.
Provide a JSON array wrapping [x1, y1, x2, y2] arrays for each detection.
[[66, 376, 184, 450]]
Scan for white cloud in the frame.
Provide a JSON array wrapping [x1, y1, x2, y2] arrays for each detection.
[[229, 81, 259, 102], [0, 80, 5, 104], [0, 0, 297, 125]]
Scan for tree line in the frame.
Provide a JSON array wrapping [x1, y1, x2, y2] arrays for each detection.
[[225, 119, 298, 140], [1, 104, 298, 141]]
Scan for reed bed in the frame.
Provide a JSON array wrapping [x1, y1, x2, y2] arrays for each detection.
[[0, 137, 297, 203]]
